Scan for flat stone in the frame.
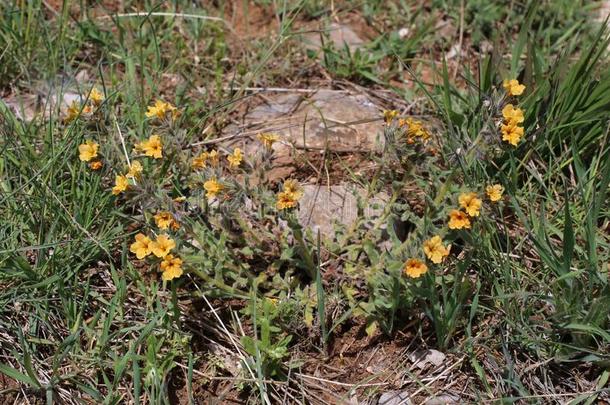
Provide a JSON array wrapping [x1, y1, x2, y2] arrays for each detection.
[[2, 94, 39, 121], [298, 184, 388, 238], [378, 391, 412, 405], [408, 349, 446, 370], [223, 90, 382, 181], [425, 394, 461, 405], [302, 23, 364, 52], [2, 91, 84, 121], [228, 90, 382, 152]]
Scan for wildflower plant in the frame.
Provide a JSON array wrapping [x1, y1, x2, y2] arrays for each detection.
[[3, 3, 610, 402]]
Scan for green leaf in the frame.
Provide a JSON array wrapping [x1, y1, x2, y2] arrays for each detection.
[[0, 363, 40, 388]]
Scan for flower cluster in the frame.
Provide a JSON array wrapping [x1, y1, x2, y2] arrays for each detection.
[[192, 149, 220, 170], [135, 135, 163, 159], [500, 79, 526, 146], [403, 184, 504, 279], [66, 87, 105, 123], [190, 146, 245, 202], [503, 79, 525, 97], [78, 140, 103, 170], [154, 211, 180, 231], [145, 99, 179, 122], [403, 235, 451, 279], [130, 233, 182, 281], [399, 117, 431, 143], [257, 133, 279, 150], [110, 134, 165, 196], [276, 179, 303, 210], [382, 109, 433, 148]]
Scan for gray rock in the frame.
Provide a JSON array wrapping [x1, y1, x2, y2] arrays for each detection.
[[302, 23, 364, 52], [227, 90, 382, 154], [1, 94, 39, 121], [222, 90, 382, 181], [408, 349, 446, 370], [2, 91, 84, 122], [425, 394, 460, 405], [378, 390, 412, 405], [298, 183, 388, 238]]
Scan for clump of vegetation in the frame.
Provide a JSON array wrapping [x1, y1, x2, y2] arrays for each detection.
[[1, 0, 609, 403]]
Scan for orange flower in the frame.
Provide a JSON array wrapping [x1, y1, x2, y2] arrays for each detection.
[[154, 211, 175, 230], [227, 148, 243, 168], [150, 234, 176, 258], [486, 184, 504, 202], [160, 254, 183, 281], [130, 233, 152, 259], [448, 209, 471, 229], [89, 88, 104, 105], [423, 236, 451, 264], [127, 161, 143, 179], [112, 175, 129, 195], [136, 135, 163, 159], [89, 160, 103, 170], [503, 79, 525, 96], [145, 99, 179, 120], [501, 121, 524, 146], [458, 192, 482, 217], [192, 152, 208, 170], [78, 140, 99, 162], [403, 258, 428, 278], [203, 178, 223, 199], [502, 104, 524, 124]]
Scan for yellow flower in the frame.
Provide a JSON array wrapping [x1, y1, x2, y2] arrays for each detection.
[[503, 79, 525, 96], [383, 109, 399, 123], [501, 122, 524, 146], [145, 99, 178, 120], [423, 236, 451, 264], [458, 192, 482, 217], [257, 133, 279, 149], [192, 152, 208, 170], [136, 135, 163, 159], [173, 196, 186, 203], [448, 209, 471, 229], [502, 104, 524, 124], [160, 254, 183, 281], [65, 101, 80, 122], [89, 88, 104, 105], [403, 258, 428, 278], [154, 211, 174, 230], [150, 234, 176, 258], [283, 179, 303, 199], [227, 148, 243, 168], [127, 161, 143, 179], [486, 184, 504, 202], [407, 118, 431, 141], [89, 160, 103, 171], [78, 140, 99, 162], [130, 233, 152, 259], [276, 191, 299, 210], [112, 175, 129, 195], [203, 178, 223, 199], [276, 179, 303, 210], [208, 149, 220, 167]]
